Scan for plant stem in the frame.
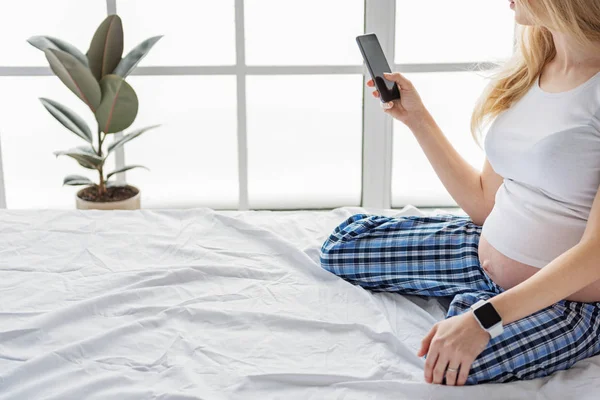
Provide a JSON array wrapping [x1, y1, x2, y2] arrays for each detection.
[[97, 125, 106, 196], [97, 127, 102, 156]]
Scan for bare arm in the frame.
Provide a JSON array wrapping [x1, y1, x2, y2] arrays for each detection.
[[371, 73, 503, 225], [406, 112, 503, 225], [417, 194, 600, 386]]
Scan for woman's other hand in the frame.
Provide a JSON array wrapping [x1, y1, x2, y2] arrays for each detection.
[[418, 312, 490, 386]]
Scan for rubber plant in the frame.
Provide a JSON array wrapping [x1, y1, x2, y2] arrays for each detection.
[[28, 15, 162, 199]]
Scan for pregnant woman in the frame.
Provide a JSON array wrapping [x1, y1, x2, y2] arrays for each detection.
[[321, 0, 600, 386]]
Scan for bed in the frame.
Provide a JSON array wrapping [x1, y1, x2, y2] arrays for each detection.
[[0, 206, 599, 399]]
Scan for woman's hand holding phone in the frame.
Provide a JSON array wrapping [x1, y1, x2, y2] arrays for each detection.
[[369, 72, 430, 129]]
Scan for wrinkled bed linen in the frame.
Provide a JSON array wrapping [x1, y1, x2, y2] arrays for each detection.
[[0, 206, 598, 399]]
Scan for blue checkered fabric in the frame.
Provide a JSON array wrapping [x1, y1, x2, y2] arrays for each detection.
[[320, 213, 600, 384]]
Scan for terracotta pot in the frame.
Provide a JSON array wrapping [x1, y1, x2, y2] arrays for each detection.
[[76, 186, 141, 210]]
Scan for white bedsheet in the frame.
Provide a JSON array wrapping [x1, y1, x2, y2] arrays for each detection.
[[0, 206, 598, 399]]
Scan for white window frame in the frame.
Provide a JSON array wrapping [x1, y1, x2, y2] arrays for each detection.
[[0, 0, 504, 210]]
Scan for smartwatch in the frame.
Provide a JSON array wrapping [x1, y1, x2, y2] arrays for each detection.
[[470, 299, 504, 339]]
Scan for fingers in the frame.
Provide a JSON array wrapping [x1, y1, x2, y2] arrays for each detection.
[[423, 346, 439, 384], [456, 360, 472, 386], [432, 354, 449, 384], [368, 73, 412, 92], [444, 363, 460, 386], [417, 325, 437, 357], [367, 79, 380, 99], [383, 72, 413, 90], [381, 101, 393, 110]]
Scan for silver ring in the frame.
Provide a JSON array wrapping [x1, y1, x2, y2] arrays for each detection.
[[446, 367, 459, 373]]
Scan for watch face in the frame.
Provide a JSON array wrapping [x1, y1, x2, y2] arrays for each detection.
[[474, 302, 502, 329]]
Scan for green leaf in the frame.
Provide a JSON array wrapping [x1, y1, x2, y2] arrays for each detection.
[[27, 36, 89, 67], [107, 125, 160, 154], [75, 145, 100, 156], [95, 75, 139, 133], [87, 14, 124, 81], [63, 175, 95, 186], [107, 165, 148, 180], [39, 98, 92, 143], [113, 36, 163, 78], [44, 49, 101, 112], [54, 146, 104, 170]]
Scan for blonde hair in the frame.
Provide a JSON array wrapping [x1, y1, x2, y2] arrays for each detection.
[[471, 0, 600, 145]]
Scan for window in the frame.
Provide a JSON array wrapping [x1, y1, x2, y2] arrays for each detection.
[[394, 0, 514, 64], [392, 72, 489, 207], [0, 0, 514, 210], [118, 0, 236, 66], [244, 0, 364, 66], [392, 0, 515, 207], [125, 76, 239, 209], [244, 0, 365, 209], [0, 76, 101, 209], [0, 0, 106, 66], [246, 75, 363, 209]]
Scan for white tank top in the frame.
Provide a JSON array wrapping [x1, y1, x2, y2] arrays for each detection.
[[481, 71, 600, 268]]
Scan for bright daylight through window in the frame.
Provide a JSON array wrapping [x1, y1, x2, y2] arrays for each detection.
[[0, 0, 514, 210]]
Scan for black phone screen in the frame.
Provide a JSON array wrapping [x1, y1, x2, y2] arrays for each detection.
[[356, 34, 400, 103]]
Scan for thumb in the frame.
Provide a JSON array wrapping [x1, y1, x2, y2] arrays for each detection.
[[383, 72, 412, 89]]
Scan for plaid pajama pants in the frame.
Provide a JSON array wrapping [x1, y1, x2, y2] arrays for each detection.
[[319, 213, 600, 384]]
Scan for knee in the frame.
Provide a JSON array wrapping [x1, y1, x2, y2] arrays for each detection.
[[319, 213, 371, 273], [319, 232, 344, 273]]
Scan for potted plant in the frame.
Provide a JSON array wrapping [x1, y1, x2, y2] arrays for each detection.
[[28, 15, 162, 210]]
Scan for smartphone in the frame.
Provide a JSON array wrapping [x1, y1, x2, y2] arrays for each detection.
[[356, 33, 401, 103]]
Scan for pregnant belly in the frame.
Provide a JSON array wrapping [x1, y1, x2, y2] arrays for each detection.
[[478, 234, 600, 303]]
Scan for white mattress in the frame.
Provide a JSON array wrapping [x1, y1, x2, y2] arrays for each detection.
[[0, 206, 599, 399]]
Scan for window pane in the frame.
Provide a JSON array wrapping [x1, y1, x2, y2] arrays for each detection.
[[395, 0, 515, 63], [247, 75, 362, 209], [0, 77, 106, 208], [0, 0, 106, 66], [245, 0, 364, 65], [117, 0, 235, 66], [124, 76, 238, 209], [392, 72, 487, 207]]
